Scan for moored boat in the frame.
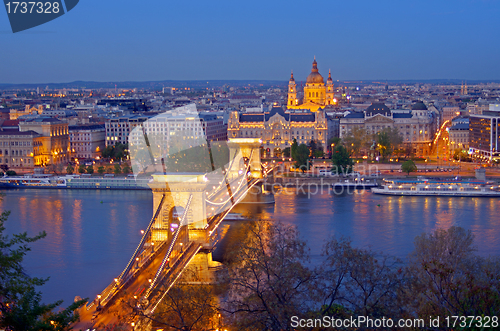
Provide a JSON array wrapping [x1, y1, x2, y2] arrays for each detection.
[[0, 174, 151, 190], [371, 178, 500, 197]]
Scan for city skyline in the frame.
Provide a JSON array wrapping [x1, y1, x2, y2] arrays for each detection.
[[2, 0, 500, 84]]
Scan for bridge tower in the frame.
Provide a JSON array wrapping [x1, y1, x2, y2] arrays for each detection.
[[227, 138, 263, 179], [148, 173, 220, 282]]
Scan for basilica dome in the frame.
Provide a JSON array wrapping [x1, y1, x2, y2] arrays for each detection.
[[306, 58, 324, 84]]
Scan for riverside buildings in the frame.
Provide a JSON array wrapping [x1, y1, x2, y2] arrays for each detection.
[[339, 102, 438, 156], [228, 106, 331, 157], [19, 117, 70, 165], [69, 124, 106, 160], [449, 116, 470, 151], [128, 105, 227, 150], [105, 115, 149, 147], [0, 129, 42, 171], [469, 105, 500, 161], [227, 59, 338, 157]]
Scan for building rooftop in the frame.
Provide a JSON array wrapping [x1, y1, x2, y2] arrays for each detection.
[[450, 123, 469, 130], [411, 101, 428, 110], [366, 103, 391, 116], [344, 111, 365, 119], [239, 106, 317, 123], [0, 128, 40, 136], [21, 116, 63, 123], [69, 124, 105, 131], [393, 113, 413, 118]]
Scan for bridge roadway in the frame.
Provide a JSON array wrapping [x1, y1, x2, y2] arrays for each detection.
[[73, 176, 264, 330], [74, 231, 201, 329]]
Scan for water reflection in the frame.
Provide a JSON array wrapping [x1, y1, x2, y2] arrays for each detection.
[[72, 200, 82, 259], [245, 190, 500, 261], [0, 189, 153, 306], [0, 187, 498, 308]]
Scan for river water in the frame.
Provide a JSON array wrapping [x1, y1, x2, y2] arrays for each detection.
[[1, 188, 499, 306]]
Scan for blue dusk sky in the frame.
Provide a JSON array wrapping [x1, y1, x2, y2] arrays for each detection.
[[1, 0, 500, 84]]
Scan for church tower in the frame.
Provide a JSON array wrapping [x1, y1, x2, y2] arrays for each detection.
[[326, 69, 334, 105], [286, 57, 330, 112], [287, 71, 297, 106], [302, 57, 326, 106]]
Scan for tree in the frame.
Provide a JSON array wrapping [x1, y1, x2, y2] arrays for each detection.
[[453, 148, 471, 162], [66, 165, 74, 174], [0, 206, 86, 330], [97, 166, 105, 175], [114, 143, 128, 161], [318, 237, 404, 318], [283, 147, 291, 158], [101, 146, 114, 159], [77, 165, 86, 174], [101, 143, 129, 161], [401, 160, 417, 175], [5, 170, 16, 176], [308, 139, 324, 158], [405, 227, 500, 318], [327, 137, 341, 153], [122, 165, 131, 174], [291, 139, 298, 161], [331, 144, 354, 175], [113, 164, 122, 174], [223, 222, 314, 331], [294, 144, 310, 172], [376, 130, 392, 160], [86, 165, 94, 174], [376, 127, 403, 160], [307, 139, 317, 156], [343, 127, 369, 157]]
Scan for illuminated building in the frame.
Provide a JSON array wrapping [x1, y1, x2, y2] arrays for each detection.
[[227, 58, 336, 157], [9, 105, 43, 120], [287, 57, 335, 112], [449, 116, 469, 151], [106, 115, 149, 147], [442, 106, 461, 122], [19, 117, 70, 165], [228, 106, 330, 157], [469, 106, 500, 161], [0, 129, 42, 170], [339, 102, 437, 156], [69, 124, 106, 160]]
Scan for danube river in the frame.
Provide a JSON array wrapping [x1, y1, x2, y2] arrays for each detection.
[[1, 188, 499, 306]]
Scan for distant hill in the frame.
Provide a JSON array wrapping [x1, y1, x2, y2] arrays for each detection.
[[0, 80, 288, 90], [1, 79, 499, 90]]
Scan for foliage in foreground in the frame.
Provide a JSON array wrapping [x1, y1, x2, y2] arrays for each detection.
[[0, 209, 86, 331], [217, 223, 500, 331], [98, 222, 500, 331]]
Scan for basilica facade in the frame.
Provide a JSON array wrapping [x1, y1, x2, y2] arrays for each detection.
[[287, 57, 335, 112], [227, 59, 338, 157]]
